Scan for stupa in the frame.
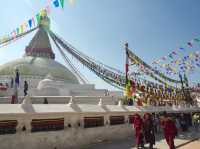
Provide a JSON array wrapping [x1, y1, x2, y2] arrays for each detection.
[[0, 15, 121, 101]]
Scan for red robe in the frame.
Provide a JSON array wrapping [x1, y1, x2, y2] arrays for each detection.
[[163, 119, 177, 149], [133, 115, 143, 146]]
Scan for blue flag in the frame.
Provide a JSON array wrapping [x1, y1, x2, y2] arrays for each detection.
[[28, 19, 32, 29], [53, 0, 59, 7]]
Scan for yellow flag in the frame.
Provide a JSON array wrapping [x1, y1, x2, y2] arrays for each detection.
[[68, 0, 76, 6], [189, 53, 193, 58]]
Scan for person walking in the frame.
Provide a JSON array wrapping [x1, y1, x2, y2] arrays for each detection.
[[193, 113, 200, 131], [179, 114, 187, 132], [161, 112, 177, 149], [143, 113, 155, 149], [24, 81, 28, 96], [133, 113, 144, 149]]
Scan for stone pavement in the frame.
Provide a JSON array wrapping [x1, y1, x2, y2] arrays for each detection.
[[179, 139, 200, 149], [82, 129, 200, 149]]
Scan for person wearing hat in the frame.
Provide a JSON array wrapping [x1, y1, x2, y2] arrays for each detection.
[[133, 113, 144, 149], [161, 112, 177, 149], [143, 113, 155, 149]]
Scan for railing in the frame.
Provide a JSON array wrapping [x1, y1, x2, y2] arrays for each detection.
[[0, 95, 119, 104]]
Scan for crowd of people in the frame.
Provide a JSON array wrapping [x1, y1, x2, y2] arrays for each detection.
[[132, 112, 200, 149]]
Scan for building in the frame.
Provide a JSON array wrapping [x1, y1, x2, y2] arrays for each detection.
[[0, 15, 121, 104]]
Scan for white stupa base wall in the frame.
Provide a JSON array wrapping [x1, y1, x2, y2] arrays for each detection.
[[0, 125, 133, 149]]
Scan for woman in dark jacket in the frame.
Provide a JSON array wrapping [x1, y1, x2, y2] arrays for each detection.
[[143, 113, 155, 149]]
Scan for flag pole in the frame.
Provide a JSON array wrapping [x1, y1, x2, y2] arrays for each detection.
[[125, 43, 129, 103], [125, 43, 129, 84]]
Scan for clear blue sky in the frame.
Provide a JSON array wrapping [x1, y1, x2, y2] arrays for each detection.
[[0, 0, 200, 90]]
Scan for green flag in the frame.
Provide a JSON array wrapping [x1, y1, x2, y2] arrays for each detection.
[[36, 13, 41, 25], [194, 38, 200, 42], [16, 28, 20, 35], [60, 0, 64, 8]]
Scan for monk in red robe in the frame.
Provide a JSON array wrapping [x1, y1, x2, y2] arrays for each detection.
[[161, 112, 177, 149], [133, 113, 144, 149]]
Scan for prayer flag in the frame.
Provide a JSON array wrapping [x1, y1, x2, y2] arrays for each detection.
[[28, 19, 32, 28], [40, 9, 46, 17], [162, 56, 167, 60], [189, 53, 193, 58], [168, 53, 173, 59], [194, 38, 200, 42], [68, 0, 76, 6], [16, 28, 20, 34], [32, 17, 35, 27], [45, 5, 51, 14], [60, 0, 64, 8], [11, 30, 17, 39], [187, 42, 192, 47], [172, 51, 177, 55], [20, 24, 24, 33], [53, 0, 59, 7], [36, 13, 41, 25]]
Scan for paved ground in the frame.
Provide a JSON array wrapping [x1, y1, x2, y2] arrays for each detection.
[[82, 129, 200, 149], [179, 139, 200, 149]]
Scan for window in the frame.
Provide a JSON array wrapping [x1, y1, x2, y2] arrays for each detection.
[[110, 116, 125, 125], [31, 118, 64, 132], [84, 116, 104, 128], [0, 120, 17, 135]]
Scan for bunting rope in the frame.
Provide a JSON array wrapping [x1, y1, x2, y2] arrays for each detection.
[[152, 37, 200, 64], [0, 27, 38, 48], [49, 30, 126, 88], [49, 31, 88, 84], [49, 30, 182, 98], [127, 48, 182, 84]]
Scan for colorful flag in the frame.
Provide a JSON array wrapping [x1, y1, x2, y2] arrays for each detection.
[[40, 9, 47, 17], [189, 53, 193, 58], [36, 13, 41, 25], [60, 0, 64, 8], [162, 56, 167, 60], [172, 51, 177, 55], [32, 17, 35, 27], [168, 53, 173, 59], [28, 19, 32, 28], [45, 5, 51, 14], [125, 50, 129, 77], [68, 0, 76, 6], [16, 28, 20, 34], [187, 42, 192, 47], [20, 24, 24, 33], [53, 0, 59, 7], [194, 38, 200, 42], [11, 30, 17, 39]]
